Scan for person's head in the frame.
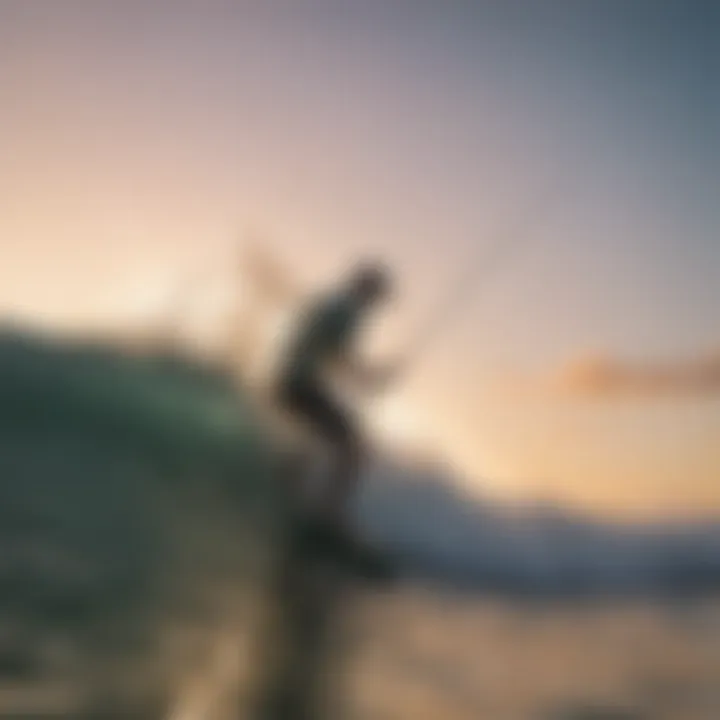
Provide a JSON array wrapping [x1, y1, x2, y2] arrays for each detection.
[[347, 261, 392, 306]]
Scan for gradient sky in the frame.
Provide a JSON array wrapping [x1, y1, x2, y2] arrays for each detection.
[[2, 1, 718, 518]]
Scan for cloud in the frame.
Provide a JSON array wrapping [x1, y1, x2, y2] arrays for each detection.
[[552, 351, 720, 398]]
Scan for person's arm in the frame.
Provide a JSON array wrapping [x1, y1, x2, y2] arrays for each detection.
[[323, 299, 405, 393], [331, 349, 404, 394]]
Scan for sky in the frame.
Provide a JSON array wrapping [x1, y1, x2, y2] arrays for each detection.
[[1, 0, 719, 518]]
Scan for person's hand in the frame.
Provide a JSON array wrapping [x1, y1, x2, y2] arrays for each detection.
[[368, 359, 406, 393]]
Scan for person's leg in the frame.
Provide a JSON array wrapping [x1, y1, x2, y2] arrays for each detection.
[[281, 382, 363, 526], [323, 417, 361, 524]]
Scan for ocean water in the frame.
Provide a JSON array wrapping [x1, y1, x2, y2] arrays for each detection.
[[342, 589, 720, 720], [103, 582, 720, 720], [2, 330, 719, 719]]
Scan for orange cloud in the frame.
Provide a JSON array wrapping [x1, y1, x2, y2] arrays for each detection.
[[553, 350, 720, 398]]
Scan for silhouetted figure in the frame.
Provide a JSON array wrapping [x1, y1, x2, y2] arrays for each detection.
[[276, 261, 397, 542], [254, 262, 399, 719]]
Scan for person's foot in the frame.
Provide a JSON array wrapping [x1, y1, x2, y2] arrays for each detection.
[[297, 514, 397, 582]]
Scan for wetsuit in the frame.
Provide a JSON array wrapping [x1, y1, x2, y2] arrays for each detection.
[[277, 292, 364, 519]]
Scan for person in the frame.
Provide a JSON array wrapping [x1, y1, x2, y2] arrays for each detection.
[[275, 261, 399, 542]]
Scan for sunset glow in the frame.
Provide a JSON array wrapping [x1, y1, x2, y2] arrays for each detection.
[[1, 1, 718, 518]]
